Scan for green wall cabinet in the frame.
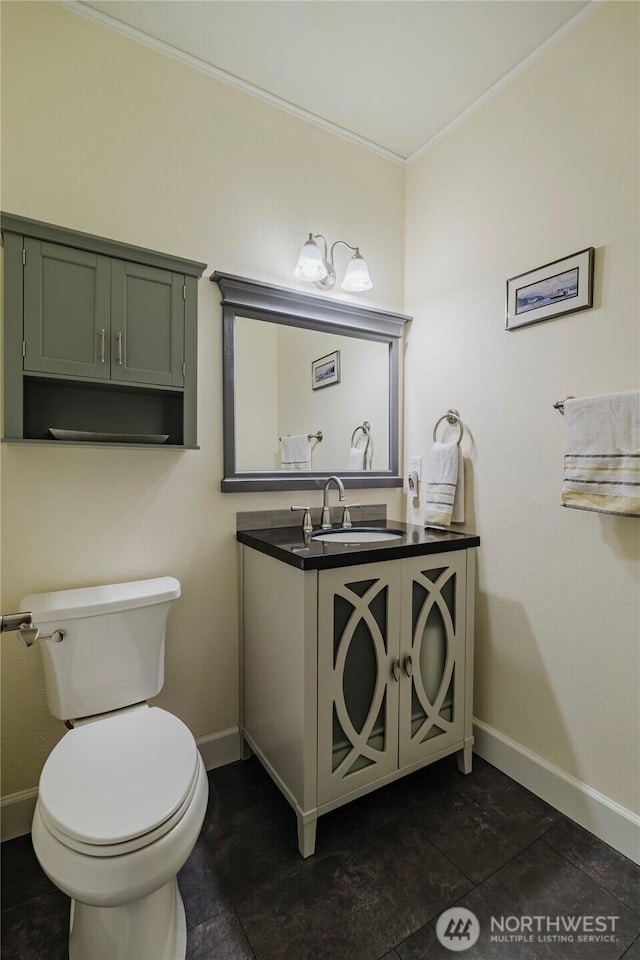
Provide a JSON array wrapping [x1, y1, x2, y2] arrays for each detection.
[[2, 214, 206, 448]]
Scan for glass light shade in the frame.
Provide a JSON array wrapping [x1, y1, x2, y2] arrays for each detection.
[[341, 253, 373, 292], [294, 237, 328, 282]]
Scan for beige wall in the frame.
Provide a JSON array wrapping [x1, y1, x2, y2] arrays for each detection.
[[0, 1, 405, 798], [405, 2, 639, 813], [2, 0, 638, 840]]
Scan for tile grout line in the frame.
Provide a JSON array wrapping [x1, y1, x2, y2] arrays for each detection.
[[233, 904, 259, 960], [538, 833, 640, 921]]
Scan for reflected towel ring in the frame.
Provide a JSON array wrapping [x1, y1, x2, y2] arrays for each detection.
[[432, 409, 464, 446], [351, 421, 371, 447]]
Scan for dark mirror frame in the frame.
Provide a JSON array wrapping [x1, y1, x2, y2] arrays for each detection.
[[211, 271, 410, 492]]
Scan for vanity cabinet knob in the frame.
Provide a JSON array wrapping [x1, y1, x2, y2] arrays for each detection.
[[391, 658, 401, 682], [403, 654, 413, 678]]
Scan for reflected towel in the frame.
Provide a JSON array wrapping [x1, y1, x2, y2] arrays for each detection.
[[425, 441, 459, 527], [280, 434, 311, 471], [347, 446, 365, 470], [562, 391, 640, 517]]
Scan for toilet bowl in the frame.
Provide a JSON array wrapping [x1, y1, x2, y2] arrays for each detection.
[[20, 578, 209, 960]]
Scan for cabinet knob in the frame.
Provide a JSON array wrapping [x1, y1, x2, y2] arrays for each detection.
[[403, 654, 413, 678], [99, 328, 106, 363], [391, 658, 401, 682], [116, 331, 123, 365]]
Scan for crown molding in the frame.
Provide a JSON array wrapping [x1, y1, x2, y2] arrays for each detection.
[[59, 1, 405, 165], [406, 0, 603, 165], [61, 0, 602, 168]]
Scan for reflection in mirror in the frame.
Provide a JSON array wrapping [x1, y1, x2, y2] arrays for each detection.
[[235, 316, 389, 472], [212, 272, 410, 491]]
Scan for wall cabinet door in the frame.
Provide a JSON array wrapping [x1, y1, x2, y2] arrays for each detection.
[[22, 242, 185, 388], [398, 553, 466, 768], [110, 260, 185, 387], [23, 239, 111, 379], [317, 561, 401, 806], [3, 214, 206, 447]]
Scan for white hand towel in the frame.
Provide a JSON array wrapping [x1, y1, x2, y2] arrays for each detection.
[[280, 434, 311, 471], [452, 447, 465, 523], [562, 390, 640, 517], [347, 446, 365, 470], [425, 441, 459, 527]]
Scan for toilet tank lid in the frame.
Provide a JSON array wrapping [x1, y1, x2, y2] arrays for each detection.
[[19, 577, 181, 621]]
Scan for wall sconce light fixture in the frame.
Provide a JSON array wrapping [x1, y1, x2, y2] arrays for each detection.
[[294, 233, 373, 292]]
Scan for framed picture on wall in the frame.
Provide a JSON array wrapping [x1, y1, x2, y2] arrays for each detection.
[[506, 247, 594, 330], [312, 350, 341, 389]]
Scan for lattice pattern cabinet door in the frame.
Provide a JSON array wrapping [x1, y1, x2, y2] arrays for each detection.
[[317, 561, 401, 806], [398, 553, 466, 768]]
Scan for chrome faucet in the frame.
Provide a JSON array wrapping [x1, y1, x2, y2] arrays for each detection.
[[321, 475, 345, 529]]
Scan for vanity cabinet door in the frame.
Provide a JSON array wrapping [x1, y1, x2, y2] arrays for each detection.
[[110, 260, 185, 387], [398, 553, 466, 768], [317, 561, 401, 806], [23, 239, 111, 379]]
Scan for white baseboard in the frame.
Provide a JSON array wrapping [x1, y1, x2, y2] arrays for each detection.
[[6, 722, 635, 865], [1, 727, 242, 843], [473, 719, 640, 866], [196, 726, 241, 771], [1, 788, 38, 843]]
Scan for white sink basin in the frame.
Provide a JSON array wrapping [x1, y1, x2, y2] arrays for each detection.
[[312, 527, 405, 544]]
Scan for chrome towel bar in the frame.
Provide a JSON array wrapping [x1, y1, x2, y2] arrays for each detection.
[[279, 431, 323, 441], [553, 397, 575, 415]]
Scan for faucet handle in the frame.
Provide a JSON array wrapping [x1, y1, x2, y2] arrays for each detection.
[[291, 506, 313, 535], [341, 504, 360, 528]]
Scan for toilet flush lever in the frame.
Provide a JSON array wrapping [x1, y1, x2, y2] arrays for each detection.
[[0, 612, 65, 648]]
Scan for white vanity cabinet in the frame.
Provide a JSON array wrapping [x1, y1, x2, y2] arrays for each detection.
[[240, 543, 477, 858]]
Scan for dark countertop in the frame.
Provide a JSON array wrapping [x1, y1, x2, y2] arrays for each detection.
[[237, 520, 480, 571]]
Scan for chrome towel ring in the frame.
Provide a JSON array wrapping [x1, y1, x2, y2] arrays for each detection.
[[351, 421, 370, 447], [351, 421, 372, 468], [432, 409, 464, 446]]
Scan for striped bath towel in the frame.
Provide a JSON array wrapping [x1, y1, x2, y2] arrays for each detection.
[[562, 391, 640, 517], [425, 441, 461, 527]]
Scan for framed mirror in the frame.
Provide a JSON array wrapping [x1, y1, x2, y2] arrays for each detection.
[[212, 272, 410, 491]]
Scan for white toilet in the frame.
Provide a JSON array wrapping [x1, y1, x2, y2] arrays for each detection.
[[20, 577, 209, 960]]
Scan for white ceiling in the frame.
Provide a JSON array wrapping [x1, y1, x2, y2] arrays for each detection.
[[76, 0, 593, 163]]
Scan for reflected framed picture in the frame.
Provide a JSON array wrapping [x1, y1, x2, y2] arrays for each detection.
[[312, 350, 340, 389], [506, 247, 594, 330]]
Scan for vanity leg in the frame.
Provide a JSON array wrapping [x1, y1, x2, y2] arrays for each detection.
[[457, 744, 473, 775], [297, 811, 317, 859]]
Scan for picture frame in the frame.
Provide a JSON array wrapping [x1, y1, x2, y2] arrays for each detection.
[[506, 247, 594, 331], [312, 350, 340, 389]]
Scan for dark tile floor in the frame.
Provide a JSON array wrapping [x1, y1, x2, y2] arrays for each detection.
[[2, 755, 639, 959]]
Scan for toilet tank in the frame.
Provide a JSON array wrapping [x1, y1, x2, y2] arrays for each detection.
[[19, 577, 181, 721]]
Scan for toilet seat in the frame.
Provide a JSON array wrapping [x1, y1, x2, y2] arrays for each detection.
[[38, 706, 199, 856]]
